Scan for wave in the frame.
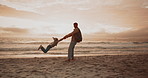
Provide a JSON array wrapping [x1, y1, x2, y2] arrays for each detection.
[[133, 42, 148, 44], [0, 45, 147, 51], [1, 41, 148, 45], [0, 41, 70, 44]]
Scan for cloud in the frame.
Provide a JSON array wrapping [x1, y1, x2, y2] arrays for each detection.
[[91, 26, 148, 38], [0, 0, 147, 18], [0, 16, 73, 35], [0, 16, 50, 28], [80, 23, 131, 34], [144, 6, 148, 8], [115, 27, 148, 37], [0, 4, 44, 20], [1, 0, 146, 13], [0, 27, 29, 35], [0, 0, 148, 38], [96, 23, 131, 34]]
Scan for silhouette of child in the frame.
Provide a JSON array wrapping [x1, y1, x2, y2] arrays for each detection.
[[38, 37, 59, 53]]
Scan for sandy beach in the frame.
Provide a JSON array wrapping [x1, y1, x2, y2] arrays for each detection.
[[1, 0, 148, 78], [0, 54, 148, 78]]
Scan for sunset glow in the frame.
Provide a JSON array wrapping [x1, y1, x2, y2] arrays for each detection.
[[0, 1, 148, 77], [0, 0, 148, 38]]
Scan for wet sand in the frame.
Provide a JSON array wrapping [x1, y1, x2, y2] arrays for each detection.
[[0, 54, 148, 78]]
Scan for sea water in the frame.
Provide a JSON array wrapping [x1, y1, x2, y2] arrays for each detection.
[[0, 37, 148, 58]]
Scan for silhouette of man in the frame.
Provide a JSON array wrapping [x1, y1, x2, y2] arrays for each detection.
[[60, 22, 82, 61]]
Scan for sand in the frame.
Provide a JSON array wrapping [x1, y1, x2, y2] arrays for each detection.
[[0, 54, 148, 78]]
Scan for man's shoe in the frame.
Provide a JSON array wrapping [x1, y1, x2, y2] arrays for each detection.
[[65, 59, 71, 62], [71, 58, 75, 61]]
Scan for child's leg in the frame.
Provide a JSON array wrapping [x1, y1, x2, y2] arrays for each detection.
[[45, 45, 52, 52], [41, 45, 52, 53], [40, 45, 47, 53]]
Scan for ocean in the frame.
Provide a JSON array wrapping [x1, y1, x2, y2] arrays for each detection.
[[0, 37, 148, 58]]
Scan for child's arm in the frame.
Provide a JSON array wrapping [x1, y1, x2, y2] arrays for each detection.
[[58, 38, 65, 42]]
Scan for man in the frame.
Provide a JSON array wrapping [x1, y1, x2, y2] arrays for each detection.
[[60, 22, 82, 61]]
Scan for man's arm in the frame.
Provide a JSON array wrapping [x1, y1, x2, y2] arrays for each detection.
[[63, 28, 79, 39], [58, 28, 79, 42]]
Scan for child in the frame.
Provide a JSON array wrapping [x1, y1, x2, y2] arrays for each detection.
[[38, 37, 61, 53]]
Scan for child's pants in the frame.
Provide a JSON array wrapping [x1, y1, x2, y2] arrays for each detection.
[[41, 45, 52, 53]]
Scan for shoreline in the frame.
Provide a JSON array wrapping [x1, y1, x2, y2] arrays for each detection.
[[0, 52, 148, 59]]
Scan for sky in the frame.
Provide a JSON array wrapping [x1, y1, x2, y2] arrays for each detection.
[[0, 0, 148, 39]]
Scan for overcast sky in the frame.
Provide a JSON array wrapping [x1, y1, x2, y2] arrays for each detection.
[[0, 0, 148, 38]]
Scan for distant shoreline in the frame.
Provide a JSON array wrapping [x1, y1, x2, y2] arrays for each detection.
[[0, 53, 148, 59]]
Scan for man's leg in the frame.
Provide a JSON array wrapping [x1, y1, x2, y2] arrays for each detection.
[[68, 41, 77, 60], [71, 41, 77, 60]]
